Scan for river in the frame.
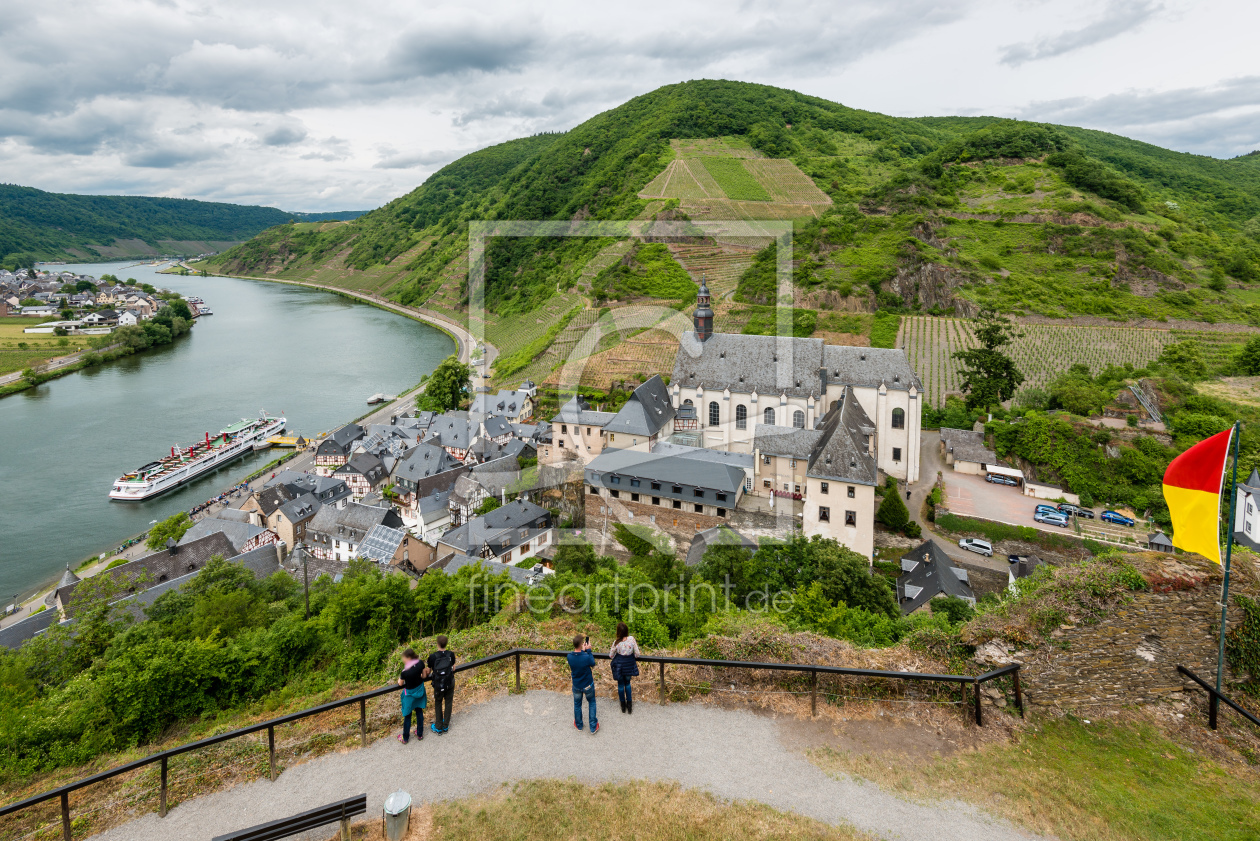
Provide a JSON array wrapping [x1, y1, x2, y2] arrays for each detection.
[[0, 262, 454, 603]]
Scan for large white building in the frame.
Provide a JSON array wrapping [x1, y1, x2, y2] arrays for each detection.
[[670, 282, 922, 484]]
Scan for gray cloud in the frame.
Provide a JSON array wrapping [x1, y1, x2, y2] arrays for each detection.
[[263, 125, 308, 146], [373, 148, 473, 169], [384, 23, 540, 79], [1000, 1, 1162, 67]]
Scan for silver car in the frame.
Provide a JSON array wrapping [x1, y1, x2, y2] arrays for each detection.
[[958, 538, 993, 557]]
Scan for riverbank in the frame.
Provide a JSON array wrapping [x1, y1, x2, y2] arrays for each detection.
[[0, 363, 439, 632], [183, 262, 487, 367], [0, 339, 154, 397]]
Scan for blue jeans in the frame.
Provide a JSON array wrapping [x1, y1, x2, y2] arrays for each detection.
[[403, 708, 423, 740], [573, 682, 597, 730], [617, 679, 632, 706]]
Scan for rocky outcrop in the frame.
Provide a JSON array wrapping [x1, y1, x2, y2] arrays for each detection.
[[886, 262, 978, 316]]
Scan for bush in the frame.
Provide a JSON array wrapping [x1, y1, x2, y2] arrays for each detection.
[[903, 521, 922, 539], [877, 481, 909, 530]]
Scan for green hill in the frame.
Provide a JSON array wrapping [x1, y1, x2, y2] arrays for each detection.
[[207, 80, 1260, 328], [0, 184, 366, 267]]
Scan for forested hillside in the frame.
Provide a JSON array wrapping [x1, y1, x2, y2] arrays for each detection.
[[0, 184, 365, 267], [206, 80, 1260, 329]]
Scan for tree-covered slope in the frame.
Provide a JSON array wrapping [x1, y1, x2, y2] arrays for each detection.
[[0, 184, 365, 265], [205, 79, 1260, 325]]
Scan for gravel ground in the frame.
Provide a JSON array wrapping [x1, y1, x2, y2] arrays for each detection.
[[89, 690, 1042, 841]]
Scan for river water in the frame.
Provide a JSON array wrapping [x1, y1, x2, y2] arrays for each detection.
[[0, 262, 454, 602]]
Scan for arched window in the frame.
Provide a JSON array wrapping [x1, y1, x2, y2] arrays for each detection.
[[891, 408, 905, 429], [793, 410, 805, 429], [735, 404, 747, 430], [709, 401, 720, 426], [764, 407, 775, 426], [683, 398, 693, 405]]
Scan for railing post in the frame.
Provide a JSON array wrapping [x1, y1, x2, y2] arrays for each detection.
[[1209, 692, 1219, 730], [515, 652, 521, 691], [60, 791, 71, 841], [1012, 669, 1024, 718], [359, 698, 368, 747], [973, 680, 983, 726], [810, 670, 818, 716], [659, 660, 666, 705], [159, 755, 168, 817], [268, 725, 276, 781]]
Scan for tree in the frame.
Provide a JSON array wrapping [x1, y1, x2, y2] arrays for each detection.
[[953, 307, 1025, 410], [146, 512, 193, 549], [1240, 336, 1260, 375], [553, 540, 599, 576], [474, 496, 502, 516], [1158, 340, 1207, 380], [417, 355, 473, 413], [876, 478, 909, 531]]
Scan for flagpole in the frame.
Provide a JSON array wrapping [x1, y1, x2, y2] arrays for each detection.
[[1217, 420, 1241, 696]]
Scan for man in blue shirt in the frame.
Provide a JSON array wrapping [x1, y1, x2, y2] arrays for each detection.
[[567, 634, 598, 734]]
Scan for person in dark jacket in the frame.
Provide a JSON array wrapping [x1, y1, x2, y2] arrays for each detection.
[[396, 648, 429, 743], [609, 621, 641, 714], [427, 635, 456, 734], [567, 634, 598, 733]]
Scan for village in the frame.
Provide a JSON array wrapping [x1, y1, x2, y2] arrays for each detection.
[[0, 266, 210, 333], [0, 281, 1030, 648]]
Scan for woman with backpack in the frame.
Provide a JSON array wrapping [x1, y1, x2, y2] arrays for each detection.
[[396, 648, 429, 743], [609, 622, 641, 714], [427, 636, 456, 734]]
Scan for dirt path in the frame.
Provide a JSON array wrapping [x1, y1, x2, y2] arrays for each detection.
[[88, 690, 1041, 841]]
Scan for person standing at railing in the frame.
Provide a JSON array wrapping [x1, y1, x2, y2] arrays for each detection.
[[568, 634, 599, 734], [428, 636, 456, 735], [609, 621, 641, 715], [396, 648, 429, 744]]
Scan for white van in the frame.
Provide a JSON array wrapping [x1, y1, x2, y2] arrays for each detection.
[[958, 538, 993, 557]]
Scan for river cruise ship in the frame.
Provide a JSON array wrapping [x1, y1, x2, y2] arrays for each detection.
[[109, 414, 285, 500]]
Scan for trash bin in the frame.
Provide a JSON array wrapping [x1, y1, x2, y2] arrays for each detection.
[[382, 790, 411, 841]]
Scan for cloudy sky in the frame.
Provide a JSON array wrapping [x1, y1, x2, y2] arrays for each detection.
[[2, 0, 1257, 211]]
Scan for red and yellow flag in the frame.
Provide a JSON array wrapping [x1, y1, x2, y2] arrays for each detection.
[[1162, 427, 1233, 564]]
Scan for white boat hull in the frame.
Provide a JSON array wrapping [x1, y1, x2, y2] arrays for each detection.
[[110, 418, 285, 501]]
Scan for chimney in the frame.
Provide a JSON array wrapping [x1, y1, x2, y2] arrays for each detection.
[[166, 538, 178, 556]]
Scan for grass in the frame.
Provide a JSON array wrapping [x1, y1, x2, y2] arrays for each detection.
[[810, 717, 1260, 841], [422, 779, 868, 841], [701, 157, 773, 201]]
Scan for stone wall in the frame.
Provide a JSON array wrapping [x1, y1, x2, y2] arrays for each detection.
[[1012, 583, 1244, 710]]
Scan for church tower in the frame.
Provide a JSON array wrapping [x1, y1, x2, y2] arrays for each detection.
[[693, 276, 714, 341]]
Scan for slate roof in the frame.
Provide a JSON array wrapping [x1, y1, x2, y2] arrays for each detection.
[[276, 492, 320, 524], [754, 424, 824, 459], [471, 389, 530, 417], [0, 606, 61, 650], [438, 500, 552, 557], [603, 375, 676, 438], [1147, 532, 1174, 550], [940, 428, 997, 465], [482, 415, 513, 439], [585, 448, 746, 496], [650, 441, 753, 470], [266, 470, 351, 505], [307, 501, 404, 545], [334, 452, 389, 486], [430, 412, 477, 450], [392, 443, 460, 487], [1008, 555, 1045, 581], [316, 423, 364, 456], [179, 517, 270, 553], [431, 553, 545, 585], [551, 394, 616, 426], [806, 387, 878, 485], [686, 526, 758, 567], [470, 455, 522, 496], [896, 539, 975, 615], [418, 490, 451, 522], [673, 332, 921, 398], [250, 485, 294, 518]]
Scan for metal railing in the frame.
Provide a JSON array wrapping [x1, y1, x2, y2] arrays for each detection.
[[1177, 665, 1260, 731], [0, 649, 1021, 840]]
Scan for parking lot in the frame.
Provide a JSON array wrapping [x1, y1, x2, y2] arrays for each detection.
[[941, 470, 1144, 544]]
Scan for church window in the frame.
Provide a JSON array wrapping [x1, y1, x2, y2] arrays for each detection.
[[793, 410, 805, 428], [736, 404, 747, 429], [764, 408, 775, 425], [892, 408, 905, 429], [709, 401, 720, 426]]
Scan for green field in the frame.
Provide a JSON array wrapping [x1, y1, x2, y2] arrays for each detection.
[[0, 317, 90, 375], [700, 157, 772, 201]]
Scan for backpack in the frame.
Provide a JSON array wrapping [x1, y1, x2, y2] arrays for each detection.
[[431, 650, 455, 692]]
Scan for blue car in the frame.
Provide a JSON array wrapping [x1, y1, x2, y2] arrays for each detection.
[[1101, 510, 1135, 527], [1034, 504, 1061, 518]]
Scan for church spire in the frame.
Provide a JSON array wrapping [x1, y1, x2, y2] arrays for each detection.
[[693, 274, 713, 341]]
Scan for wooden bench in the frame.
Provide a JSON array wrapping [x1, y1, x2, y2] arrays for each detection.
[[211, 793, 367, 841]]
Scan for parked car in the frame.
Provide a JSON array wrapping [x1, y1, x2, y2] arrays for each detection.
[[1057, 503, 1094, 519], [959, 538, 993, 557], [1034, 504, 1061, 518], [1035, 510, 1070, 528], [1101, 510, 1136, 527], [986, 473, 1018, 486]]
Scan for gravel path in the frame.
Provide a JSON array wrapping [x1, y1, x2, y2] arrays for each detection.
[[90, 691, 1042, 841]]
